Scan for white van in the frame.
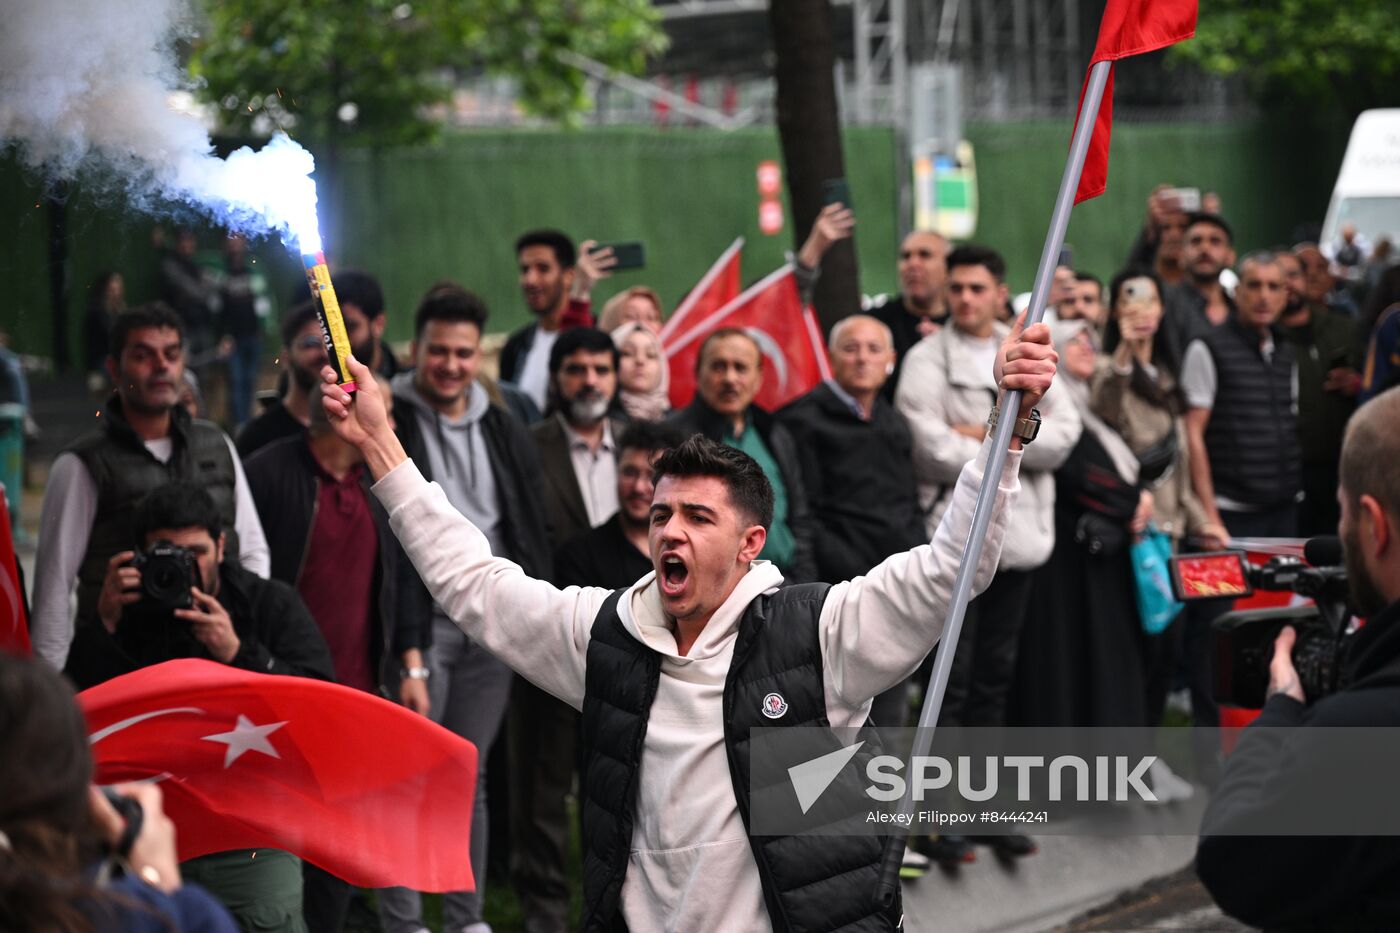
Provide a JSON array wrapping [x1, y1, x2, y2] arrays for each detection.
[[1320, 109, 1400, 254]]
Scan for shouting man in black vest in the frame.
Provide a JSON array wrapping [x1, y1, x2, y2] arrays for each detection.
[[318, 321, 1057, 931]]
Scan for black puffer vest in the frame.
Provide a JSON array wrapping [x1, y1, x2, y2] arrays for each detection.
[[66, 396, 239, 620], [579, 584, 901, 933], [1202, 319, 1302, 508]]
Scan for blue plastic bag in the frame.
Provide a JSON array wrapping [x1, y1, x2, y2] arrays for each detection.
[[1131, 524, 1183, 635]]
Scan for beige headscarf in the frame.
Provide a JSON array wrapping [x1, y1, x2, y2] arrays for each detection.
[[612, 322, 671, 421], [1050, 319, 1140, 485]]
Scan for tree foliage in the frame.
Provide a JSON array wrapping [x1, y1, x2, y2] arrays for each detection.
[[189, 0, 667, 146], [1172, 0, 1400, 115]]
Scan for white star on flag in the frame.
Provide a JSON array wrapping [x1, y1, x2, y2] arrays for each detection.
[[202, 715, 288, 768]]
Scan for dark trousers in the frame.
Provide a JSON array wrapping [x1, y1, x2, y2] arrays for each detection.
[[938, 568, 1036, 728], [509, 679, 578, 933], [301, 862, 351, 933]]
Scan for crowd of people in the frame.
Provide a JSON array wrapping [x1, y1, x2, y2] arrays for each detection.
[[9, 180, 1400, 932]]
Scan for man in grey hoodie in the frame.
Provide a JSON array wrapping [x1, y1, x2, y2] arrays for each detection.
[[378, 282, 552, 933]]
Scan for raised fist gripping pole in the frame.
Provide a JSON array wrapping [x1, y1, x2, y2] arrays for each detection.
[[303, 251, 357, 393]]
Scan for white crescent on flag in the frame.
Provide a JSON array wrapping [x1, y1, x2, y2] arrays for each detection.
[[89, 706, 206, 744]]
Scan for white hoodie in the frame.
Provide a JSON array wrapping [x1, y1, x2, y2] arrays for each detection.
[[373, 437, 1021, 931]]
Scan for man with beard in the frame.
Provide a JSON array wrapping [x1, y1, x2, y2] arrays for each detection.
[[1277, 249, 1364, 535], [235, 302, 327, 457], [30, 305, 270, 672], [1197, 387, 1400, 931], [513, 326, 627, 933], [871, 230, 949, 400], [1163, 213, 1237, 357]]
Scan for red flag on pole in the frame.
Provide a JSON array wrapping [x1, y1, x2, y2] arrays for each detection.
[[660, 237, 743, 344], [80, 660, 477, 892], [665, 265, 829, 411], [1073, 0, 1198, 203], [0, 494, 29, 657]]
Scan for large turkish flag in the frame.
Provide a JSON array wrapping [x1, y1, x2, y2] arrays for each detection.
[[80, 659, 477, 892]]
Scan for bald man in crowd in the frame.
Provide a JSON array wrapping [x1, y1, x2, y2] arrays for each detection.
[[871, 230, 951, 399]]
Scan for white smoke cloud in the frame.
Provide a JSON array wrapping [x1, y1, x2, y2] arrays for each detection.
[[0, 0, 321, 252]]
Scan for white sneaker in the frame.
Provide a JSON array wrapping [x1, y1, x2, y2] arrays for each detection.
[[1148, 758, 1195, 803]]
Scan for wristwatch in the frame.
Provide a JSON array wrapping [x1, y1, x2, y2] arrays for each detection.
[[402, 666, 431, 681], [987, 405, 1042, 444]]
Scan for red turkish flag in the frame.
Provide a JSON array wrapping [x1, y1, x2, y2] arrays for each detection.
[[1073, 0, 1198, 203], [80, 660, 477, 892], [0, 494, 29, 657], [660, 237, 743, 344], [665, 265, 829, 411]]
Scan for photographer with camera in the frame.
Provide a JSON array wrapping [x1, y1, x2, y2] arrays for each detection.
[[70, 482, 333, 688], [1197, 387, 1400, 930]]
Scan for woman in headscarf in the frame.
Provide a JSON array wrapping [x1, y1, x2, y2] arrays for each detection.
[[612, 321, 670, 421], [1010, 318, 1152, 728], [1092, 268, 1226, 551]]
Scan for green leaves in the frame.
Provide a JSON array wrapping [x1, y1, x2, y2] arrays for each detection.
[[189, 0, 667, 146], [1172, 0, 1400, 114]]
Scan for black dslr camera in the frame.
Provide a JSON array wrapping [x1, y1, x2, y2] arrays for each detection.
[[130, 540, 198, 612], [1170, 537, 1351, 709]]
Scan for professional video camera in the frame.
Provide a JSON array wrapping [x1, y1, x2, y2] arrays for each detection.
[[1170, 537, 1352, 709], [130, 540, 197, 613]]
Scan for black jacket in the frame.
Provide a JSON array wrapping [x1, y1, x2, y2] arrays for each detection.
[[65, 563, 335, 690], [1197, 598, 1400, 931], [667, 398, 817, 582], [777, 382, 926, 583], [243, 436, 421, 668], [498, 322, 538, 385], [393, 388, 553, 642]]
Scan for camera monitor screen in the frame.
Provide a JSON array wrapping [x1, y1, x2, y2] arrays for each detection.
[[1171, 551, 1253, 601]]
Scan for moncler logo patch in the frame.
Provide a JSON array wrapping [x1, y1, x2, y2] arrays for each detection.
[[762, 692, 789, 719]]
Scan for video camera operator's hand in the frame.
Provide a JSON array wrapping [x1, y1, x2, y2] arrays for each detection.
[[1268, 626, 1306, 704], [321, 357, 409, 480], [995, 311, 1058, 419], [175, 587, 240, 664], [98, 551, 142, 634], [571, 240, 617, 300], [89, 783, 182, 894]]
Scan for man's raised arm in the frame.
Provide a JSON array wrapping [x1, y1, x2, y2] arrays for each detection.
[[321, 357, 609, 708]]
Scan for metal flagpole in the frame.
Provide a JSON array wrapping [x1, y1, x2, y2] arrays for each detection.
[[875, 58, 1114, 903]]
